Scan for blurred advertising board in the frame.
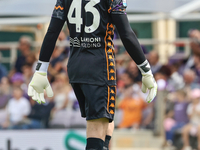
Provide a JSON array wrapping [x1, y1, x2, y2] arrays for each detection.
[[0, 129, 86, 150]]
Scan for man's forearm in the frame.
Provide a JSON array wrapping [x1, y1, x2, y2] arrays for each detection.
[[111, 14, 146, 65], [39, 17, 65, 62]]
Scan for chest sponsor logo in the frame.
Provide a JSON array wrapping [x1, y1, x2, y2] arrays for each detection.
[[70, 37, 101, 48], [70, 37, 80, 47]]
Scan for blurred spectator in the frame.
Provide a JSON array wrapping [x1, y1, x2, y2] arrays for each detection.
[[0, 63, 7, 81], [0, 77, 12, 128], [117, 72, 134, 97], [117, 72, 146, 129], [25, 52, 36, 66], [118, 86, 146, 129], [52, 73, 71, 111], [2, 87, 31, 129], [192, 55, 200, 83], [22, 98, 54, 129], [126, 61, 142, 83], [115, 56, 126, 80], [184, 29, 200, 72], [163, 110, 176, 146], [50, 73, 72, 128], [0, 77, 12, 108], [11, 73, 24, 87], [50, 73, 86, 128], [14, 36, 32, 73], [189, 29, 200, 57], [164, 90, 189, 144], [148, 50, 162, 74], [183, 69, 200, 91], [155, 65, 171, 91], [22, 63, 33, 86], [182, 89, 200, 150], [0, 53, 7, 80], [68, 89, 86, 128], [10, 72, 28, 99], [167, 62, 184, 91]]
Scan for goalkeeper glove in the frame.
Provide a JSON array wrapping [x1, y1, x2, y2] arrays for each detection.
[[137, 60, 157, 103], [28, 61, 53, 104]]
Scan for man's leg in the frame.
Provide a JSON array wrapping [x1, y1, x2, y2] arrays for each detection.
[[197, 125, 200, 150], [103, 121, 114, 150], [182, 124, 192, 149], [74, 84, 116, 150], [86, 118, 109, 150]]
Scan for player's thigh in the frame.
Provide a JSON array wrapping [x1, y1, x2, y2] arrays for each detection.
[[87, 118, 109, 140], [80, 84, 116, 123], [71, 83, 86, 117]]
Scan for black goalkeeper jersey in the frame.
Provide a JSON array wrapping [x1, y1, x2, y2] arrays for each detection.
[[52, 0, 127, 86]]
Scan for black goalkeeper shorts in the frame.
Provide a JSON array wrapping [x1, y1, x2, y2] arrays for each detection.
[[71, 83, 116, 123]]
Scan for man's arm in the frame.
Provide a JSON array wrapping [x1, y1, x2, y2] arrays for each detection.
[[39, 18, 65, 62], [28, 0, 67, 104], [28, 18, 65, 104], [107, 0, 151, 74], [111, 14, 146, 65], [111, 13, 157, 103]]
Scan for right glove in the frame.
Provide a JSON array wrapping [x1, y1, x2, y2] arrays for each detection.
[[28, 72, 53, 104]]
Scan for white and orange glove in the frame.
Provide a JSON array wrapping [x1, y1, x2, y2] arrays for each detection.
[[28, 61, 53, 104], [137, 60, 157, 103]]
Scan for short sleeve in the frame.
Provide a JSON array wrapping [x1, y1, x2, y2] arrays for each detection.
[[52, 0, 66, 20], [107, 0, 127, 14]]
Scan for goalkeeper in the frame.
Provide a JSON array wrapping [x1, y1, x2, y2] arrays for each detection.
[[28, 0, 157, 149]]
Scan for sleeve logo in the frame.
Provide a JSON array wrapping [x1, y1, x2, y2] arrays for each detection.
[[141, 63, 150, 73], [54, 5, 64, 10], [123, 0, 127, 6]]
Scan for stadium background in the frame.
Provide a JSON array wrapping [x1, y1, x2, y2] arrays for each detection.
[[0, 0, 200, 149]]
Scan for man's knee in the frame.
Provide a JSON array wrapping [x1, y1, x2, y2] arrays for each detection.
[[86, 118, 109, 150], [87, 118, 109, 139], [182, 124, 191, 134]]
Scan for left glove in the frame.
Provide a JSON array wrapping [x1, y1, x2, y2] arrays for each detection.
[[28, 72, 53, 104], [141, 73, 157, 103], [137, 60, 157, 103]]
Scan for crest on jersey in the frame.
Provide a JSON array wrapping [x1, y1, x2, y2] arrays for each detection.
[[123, 0, 127, 7]]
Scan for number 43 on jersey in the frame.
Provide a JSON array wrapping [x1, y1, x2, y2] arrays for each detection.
[[67, 0, 100, 33]]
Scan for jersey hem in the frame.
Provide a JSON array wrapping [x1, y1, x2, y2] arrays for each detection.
[[69, 80, 116, 86]]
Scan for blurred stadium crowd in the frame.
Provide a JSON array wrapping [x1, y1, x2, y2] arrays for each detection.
[[1, 28, 200, 148]]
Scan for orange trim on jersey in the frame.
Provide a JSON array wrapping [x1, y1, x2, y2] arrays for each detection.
[[104, 23, 110, 80], [54, 6, 64, 10], [109, 24, 116, 80], [108, 6, 112, 13], [111, 89, 115, 93], [113, 53, 117, 80], [105, 23, 116, 81], [110, 103, 115, 107], [107, 86, 110, 112], [110, 110, 114, 114]]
